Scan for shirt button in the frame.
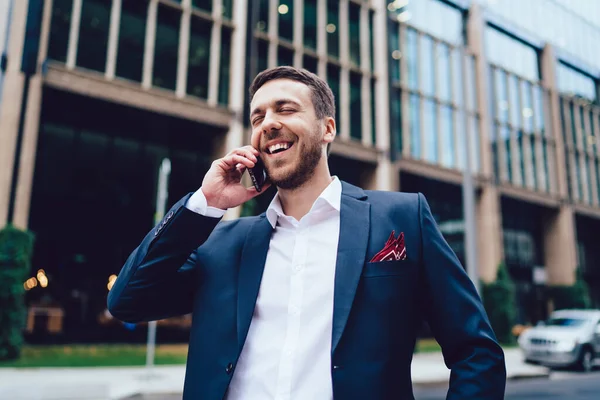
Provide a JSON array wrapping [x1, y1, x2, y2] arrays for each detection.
[[225, 363, 234, 374]]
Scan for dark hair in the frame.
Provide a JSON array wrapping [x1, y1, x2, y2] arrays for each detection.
[[249, 66, 336, 120]]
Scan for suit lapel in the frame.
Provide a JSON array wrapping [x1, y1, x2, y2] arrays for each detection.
[[237, 215, 273, 352], [331, 182, 370, 354]]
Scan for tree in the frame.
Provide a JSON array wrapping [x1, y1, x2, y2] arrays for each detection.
[[0, 225, 35, 360], [481, 263, 517, 345], [547, 268, 591, 310]]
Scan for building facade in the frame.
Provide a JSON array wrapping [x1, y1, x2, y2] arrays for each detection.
[[0, 0, 599, 340]]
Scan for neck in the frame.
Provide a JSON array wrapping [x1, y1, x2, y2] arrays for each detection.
[[277, 160, 333, 221]]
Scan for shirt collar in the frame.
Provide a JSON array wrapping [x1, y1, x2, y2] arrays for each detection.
[[265, 177, 342, 228]]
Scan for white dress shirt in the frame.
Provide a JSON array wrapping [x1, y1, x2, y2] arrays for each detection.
[[186, 178, 341, 400]]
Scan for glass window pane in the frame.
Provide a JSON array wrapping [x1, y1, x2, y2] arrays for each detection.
[[116, 0, 148, 83], [303, 0, 317, 50], [278, 1, 294, 41], [257, 39, 268, 72], [532, 85, 545, 133], [327, 0, 339, 58], [191, 0, 211, 13], [391, 89, 402, 154], [327, 64, 341, 132], [521, 81, 533, 133], [502, 126, 512, 182], [222, 0, 233, 19], [350, 73, 362, 141], [410, 94, 421, 158], [48, 0, 73, 62], [437, 44, 451, 103], [218, 28, 232, 106], [187, 16, 211, 99], [452, 49, 463, 107], [153, 4, 181, 91], [77, 0, 111, 72], [485, 27, 539, 81], [530, 135, 537, 189], [509, 76, 521, 128], [466, 56, 477, 112], [441, 106, 454, 168], [389, 24, 400, 84], [492, 125, 500, 181], [371, 78, 376, 146], [495, 70, 508, 123], [303, 54, 318, 73], [406, 29, 418, 90], [349, 2, 360, 66], [517, 131, 525, 185], [277, 46, 294, 66], [470, 116, 480, 173], [369, 10, 375, 71], [420, 35, 434, 97], [423, 100, 437, 163], [256, 0, 269, 33]]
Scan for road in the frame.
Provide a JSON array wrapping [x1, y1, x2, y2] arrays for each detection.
[[413, 370, 600, 399]]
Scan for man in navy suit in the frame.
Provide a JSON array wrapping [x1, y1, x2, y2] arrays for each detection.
[[108, 66, 506, 399]]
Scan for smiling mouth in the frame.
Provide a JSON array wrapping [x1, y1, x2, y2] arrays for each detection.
[[266, 142, 293, 155]]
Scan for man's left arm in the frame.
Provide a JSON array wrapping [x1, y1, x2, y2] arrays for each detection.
[[417, 193, 506, 399]]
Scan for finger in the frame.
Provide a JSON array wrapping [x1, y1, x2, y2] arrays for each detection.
[[221, 154, 255, 169], [229, 147, 258, 163]]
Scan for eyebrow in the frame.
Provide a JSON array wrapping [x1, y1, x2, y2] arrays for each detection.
[[250, 99, 302, 119]]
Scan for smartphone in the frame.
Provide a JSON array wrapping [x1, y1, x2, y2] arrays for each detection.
[[247, 156, 268, 192]]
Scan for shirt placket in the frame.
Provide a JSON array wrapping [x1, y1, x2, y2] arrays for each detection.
[[275, 218, 309, 400]]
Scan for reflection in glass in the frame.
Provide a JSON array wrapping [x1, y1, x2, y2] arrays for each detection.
[[116, 0, 148, 82], [327, 64, 341, 133], [222, 0, 233, 19], [350, 73, 362, 141], [218, 28, 232, 106], [77, 0, 112, 72], [420, 35, 434, 97], [441, 106, 454, 168], [485, 27, 538, 81], [303, 0, 318, 50], [187, 16, 211, 99], [256, 0, 269, 33], [278, 46, 294, 67], [495, 69, 508, 123], [405, 0, 463, 45], [406, 29, 418, 90], [557, 63, 597, 101], [153, 4, 181, 91], [452, 49, 463, 107], [424, 100, 437, 163], [522, 81, 533, 133], [192, 0, 211, 13], [302, 55, 318, 73], [530, 136, 537, 189], [410, 95, 421, 158], [509, 76, 520, 128], [257, 39, 269, 73], [48, 0, 73, 62], [278, 1, 294, 41], [349, 2, 361, 66], [437, 44, 451, 103], [327, 0, 340, 58]]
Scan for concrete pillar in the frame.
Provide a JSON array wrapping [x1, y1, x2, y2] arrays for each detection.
[[370, 0, 397, 192], [467, 3, 503, 281], [220, 0, 248, 220], [543, 206, 577, 285], [0, 0, 28, 227], [476, 186, 504, 282]]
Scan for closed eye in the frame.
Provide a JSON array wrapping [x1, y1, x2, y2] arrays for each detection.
[[252, 116, 263, 126]]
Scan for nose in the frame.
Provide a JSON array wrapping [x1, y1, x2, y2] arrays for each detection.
[[261, 111, 282, 133]]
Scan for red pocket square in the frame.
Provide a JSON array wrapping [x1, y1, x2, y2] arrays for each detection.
[[370, 231, 407, 262]]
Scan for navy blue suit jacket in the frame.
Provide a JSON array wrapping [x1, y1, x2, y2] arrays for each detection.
[[108, 181, 506, 399]]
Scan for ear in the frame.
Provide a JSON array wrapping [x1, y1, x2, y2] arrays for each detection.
[[322, 116, 336, 145]]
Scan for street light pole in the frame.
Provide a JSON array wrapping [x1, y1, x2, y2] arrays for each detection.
[[146, 158, 171, 373], [460, 47, 480, 296]]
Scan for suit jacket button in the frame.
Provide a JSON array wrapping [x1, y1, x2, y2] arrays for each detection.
[[226, 363, 234, 374]]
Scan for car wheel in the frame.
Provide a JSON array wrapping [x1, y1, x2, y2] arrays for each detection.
[[578, 347, 594, 373]]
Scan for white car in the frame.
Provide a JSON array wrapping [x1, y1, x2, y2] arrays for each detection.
[[518, 309, 600, 372]]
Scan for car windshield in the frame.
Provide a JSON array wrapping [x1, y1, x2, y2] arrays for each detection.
[[545, 317, 587, 327]]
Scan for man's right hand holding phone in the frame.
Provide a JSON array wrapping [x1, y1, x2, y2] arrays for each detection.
[[200, 146, 270, 211]]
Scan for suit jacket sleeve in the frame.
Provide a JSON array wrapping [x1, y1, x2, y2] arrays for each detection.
[[417, 193, 506, 399], [107, 194, 221, 323]]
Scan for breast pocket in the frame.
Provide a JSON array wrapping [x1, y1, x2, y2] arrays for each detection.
[[362, 259, 415, 278]]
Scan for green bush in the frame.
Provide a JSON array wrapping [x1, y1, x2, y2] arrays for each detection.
[[0, 225, 34, 360], [547, 268, 591, 310], [481, 263, 517, 345]]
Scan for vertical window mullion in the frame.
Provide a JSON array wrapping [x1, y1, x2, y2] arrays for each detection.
[[142, 0, 158, 89], [66, 0, 83, 69], [268, 0, 278, 68], [105, 0, 121, 79], [176, 1, 191, 97], [317, 0, 326, 77], [208, 20, 221, 104], [293, 0, 303, 67]]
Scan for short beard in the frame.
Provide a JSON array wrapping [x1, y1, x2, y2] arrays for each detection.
[[268, 132, 323, 190]]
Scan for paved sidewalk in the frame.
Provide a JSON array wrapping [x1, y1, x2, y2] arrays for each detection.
[[0, 348, 548, 400]]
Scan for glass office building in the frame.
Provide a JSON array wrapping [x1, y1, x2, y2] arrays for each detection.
[[0, 0, 599, 341]]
